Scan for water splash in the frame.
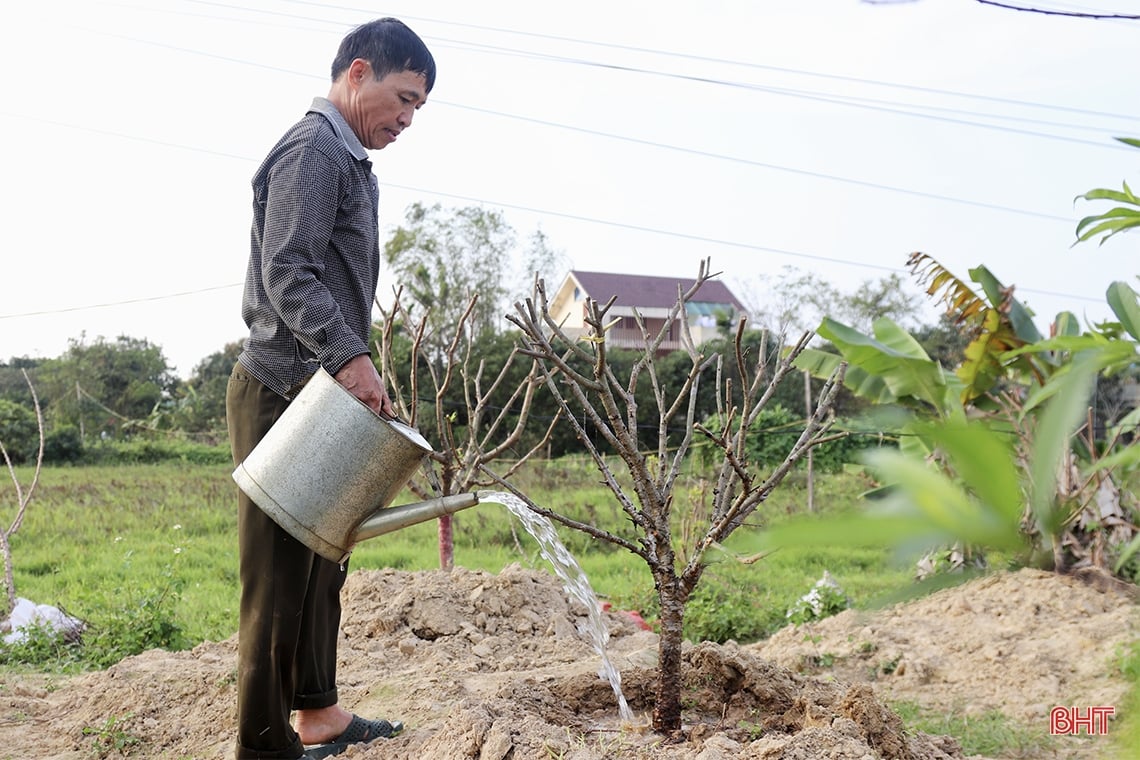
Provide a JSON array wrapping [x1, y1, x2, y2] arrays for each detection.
[[479, 490, 634, 723]]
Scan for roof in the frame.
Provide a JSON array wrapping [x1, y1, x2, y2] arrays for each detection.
[[568, 271, 745, 312]]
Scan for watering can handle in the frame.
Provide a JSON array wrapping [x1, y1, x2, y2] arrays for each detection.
[[377, 409, 409, 426]]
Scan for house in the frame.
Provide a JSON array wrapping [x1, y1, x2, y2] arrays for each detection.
[[548, 270, 748, 353]]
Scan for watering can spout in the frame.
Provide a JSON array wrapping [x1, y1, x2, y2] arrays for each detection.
[[353, 492, 480, 543]]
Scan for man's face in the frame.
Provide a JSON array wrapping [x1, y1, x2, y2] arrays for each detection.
[[345, 62, 428, 150]]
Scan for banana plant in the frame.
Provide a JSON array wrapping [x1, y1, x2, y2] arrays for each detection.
[[788, 258, 1140, 578], [1074, 137, 1140, 246]]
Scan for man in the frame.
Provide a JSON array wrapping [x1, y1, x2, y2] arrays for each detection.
[[226, 18, 435, 760]]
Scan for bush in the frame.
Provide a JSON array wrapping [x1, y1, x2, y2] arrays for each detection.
[[0, 398, 38, 464], [683, 573, 773, 643], [43, 425, 83, 463], [81, 438, 231, 466], [0, 619, 83, 669], [699, 406, 894, 474]]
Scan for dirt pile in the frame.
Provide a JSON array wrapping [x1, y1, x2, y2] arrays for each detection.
[[0, 565, 1134, 759]]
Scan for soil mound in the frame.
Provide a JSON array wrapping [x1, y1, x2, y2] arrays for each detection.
[[0, 565, 1133, 759]]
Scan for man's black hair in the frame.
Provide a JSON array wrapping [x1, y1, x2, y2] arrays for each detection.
[[331, 18, 436, 92]]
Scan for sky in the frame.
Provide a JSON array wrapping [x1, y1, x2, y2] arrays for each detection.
[[1, 0, 1138, 378]]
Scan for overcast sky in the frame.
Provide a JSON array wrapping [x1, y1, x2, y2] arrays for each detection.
[[2, 0, 1138, 377]]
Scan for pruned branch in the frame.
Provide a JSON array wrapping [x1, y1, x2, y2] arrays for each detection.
[[2, 369, 45, 614], [478, 464, 647, 559]]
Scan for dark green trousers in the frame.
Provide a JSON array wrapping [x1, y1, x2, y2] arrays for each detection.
[[227, 362, 346, 760]]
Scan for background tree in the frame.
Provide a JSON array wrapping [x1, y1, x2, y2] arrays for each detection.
[[0, 401, 38, 466], [0, 358, 40, 407], [377, 289, 556, 570], [33, 335, 177, 440], [740, 266, 924, 336], [170, 341, 244, 440], [384, 203, 569, 357], [500, 259, 845, 733]]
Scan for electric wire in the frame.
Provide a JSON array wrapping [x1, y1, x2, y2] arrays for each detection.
[[271, 0, 1140, 122], [3, 2, 1129, 321], [24, 29, 1094, 225]]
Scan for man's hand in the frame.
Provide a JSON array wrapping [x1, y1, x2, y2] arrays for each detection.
[[334, 354, 394, 416]]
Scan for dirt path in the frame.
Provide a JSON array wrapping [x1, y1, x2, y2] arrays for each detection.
[[0, 565, 1134, 759]]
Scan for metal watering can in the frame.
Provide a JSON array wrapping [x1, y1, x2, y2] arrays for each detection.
[[232, 367, 479, 564]]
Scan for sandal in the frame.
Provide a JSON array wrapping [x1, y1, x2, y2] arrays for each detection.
[[304, 714, 404, 758]]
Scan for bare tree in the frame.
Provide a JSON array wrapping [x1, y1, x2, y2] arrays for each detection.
[[376, 290, 559, 569], [1, 370, 45, 615], [497, 259, 847, 733]]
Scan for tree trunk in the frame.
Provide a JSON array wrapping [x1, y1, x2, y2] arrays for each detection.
[[438, 514, 454, 571], [652, 575, 686, 734]]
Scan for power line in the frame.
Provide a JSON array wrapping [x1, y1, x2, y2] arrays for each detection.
[[28, 28, 1095, 224], [0, 283, 242, 320], [3, 6, 1124, 317], [0, 107, 1111, 311], [273, 0, 1139, 122], [154, 1, 1140, 133]]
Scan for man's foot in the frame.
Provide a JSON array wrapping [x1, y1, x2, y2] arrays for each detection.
[[298, 709, 403, 757]]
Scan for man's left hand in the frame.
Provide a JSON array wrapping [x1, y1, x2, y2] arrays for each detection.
[[334, 354, 394, 417]]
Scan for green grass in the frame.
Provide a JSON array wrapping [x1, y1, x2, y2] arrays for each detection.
[[4, 462, 911, 649], [890, 701, 1058, 758]]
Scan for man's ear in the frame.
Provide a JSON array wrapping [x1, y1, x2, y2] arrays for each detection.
[[348, 58, 371, 89]]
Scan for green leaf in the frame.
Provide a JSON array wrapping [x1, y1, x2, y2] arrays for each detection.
[[861, 448, 1023, 550], [1027, 355, 1097, 530], [1076, 189, 1140, 205], [1003, 334, 1107, 359], [1020, 341, 1136, 416], [1113, 532, 1140, 575], [1052, 312, 1081, 338], [816, 318, 947, 410], [1075, 212, 1140, 245], [969, 265, 1042, 343], [1107, 281, 1140, 341], [761, 511, 940, 551], [915, 420, 1022, 525], [1109, 406, 1140, 445], [1084, 444, 1140, 475], [795, 348, 894, 405]]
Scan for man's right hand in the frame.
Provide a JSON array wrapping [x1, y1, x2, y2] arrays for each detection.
[[334, 354, 394, 417]]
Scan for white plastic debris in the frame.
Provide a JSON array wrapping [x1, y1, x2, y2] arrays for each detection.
[[2, 597, 85, 644]]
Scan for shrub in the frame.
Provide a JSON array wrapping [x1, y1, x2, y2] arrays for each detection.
[[0, 619, 83, 669], [81, 438, 231, 466], [0, 398, 38, 464], [699, 406, 893, 475], [43, 424, 83, 463]]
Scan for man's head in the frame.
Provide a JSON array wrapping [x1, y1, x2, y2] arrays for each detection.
[[329, 18, 436, 150]]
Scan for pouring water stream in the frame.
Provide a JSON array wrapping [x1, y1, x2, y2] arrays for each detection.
[[477, 490, 635, 723]]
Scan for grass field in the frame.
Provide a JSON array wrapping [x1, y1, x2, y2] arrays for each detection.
[[5, 460, 913, 648]]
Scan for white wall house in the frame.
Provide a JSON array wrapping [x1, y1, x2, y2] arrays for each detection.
[[548, 271, 748, 354]]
